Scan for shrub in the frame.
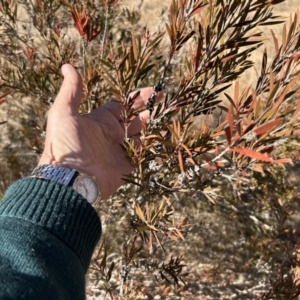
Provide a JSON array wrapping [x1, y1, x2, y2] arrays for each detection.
[[1, 0, 300, 298]]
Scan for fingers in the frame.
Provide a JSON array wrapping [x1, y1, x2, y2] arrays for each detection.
[[128, 134, 141, 148], [126, 107, 153, 137], [89, 100, 123, 121], [122, 89, 164, 137], [88, 86, 165, 141], [128, 103, 178, 137], [131, 87, 163, 111], [50, 64, 83, 117], [89, 87, 163, 121]]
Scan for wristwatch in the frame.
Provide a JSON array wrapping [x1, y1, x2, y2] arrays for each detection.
[[30, 164, 101, 204]]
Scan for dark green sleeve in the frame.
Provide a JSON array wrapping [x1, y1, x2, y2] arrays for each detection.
[[0, 178, 102, 300]]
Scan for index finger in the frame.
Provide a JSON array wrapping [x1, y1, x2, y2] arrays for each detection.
[[88, 87, 163, 121], [130, 87, 163, 111]]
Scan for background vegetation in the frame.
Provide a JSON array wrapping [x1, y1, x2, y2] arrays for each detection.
[[1, 0, 300, 299]]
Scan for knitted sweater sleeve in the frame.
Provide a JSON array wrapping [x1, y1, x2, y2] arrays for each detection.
[[0, 178, 102, 300]]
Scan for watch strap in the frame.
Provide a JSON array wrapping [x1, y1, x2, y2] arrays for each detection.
[[30, 164, 79, 186]]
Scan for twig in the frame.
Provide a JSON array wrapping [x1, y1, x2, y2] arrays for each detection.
[[101, 3, 109, 59]]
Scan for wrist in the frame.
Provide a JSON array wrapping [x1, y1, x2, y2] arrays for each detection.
[[38, 151, 110, 200], [30, 164, 101, 204]]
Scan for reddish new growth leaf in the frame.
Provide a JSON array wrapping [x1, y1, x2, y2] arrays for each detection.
[[71, 5, 102, 43], [232, 147, 272, 162], [232, 148, 292, 165], [272, 158, 292, 164], [71, 6, 90, 38], [224, 125, 232, 145], [23, 47, 36, 64], [254, 118, 283, 136]]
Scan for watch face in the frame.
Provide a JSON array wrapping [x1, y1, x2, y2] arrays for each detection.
[[73, 175, 100, 204]]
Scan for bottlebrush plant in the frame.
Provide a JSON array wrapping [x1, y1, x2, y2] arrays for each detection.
[[0, 0, 300, 298]]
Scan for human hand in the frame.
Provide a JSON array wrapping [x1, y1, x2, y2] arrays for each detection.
[[39, 64, 160, 199]]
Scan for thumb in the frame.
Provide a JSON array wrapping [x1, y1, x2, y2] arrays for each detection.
[[50, 64, 83, 117]]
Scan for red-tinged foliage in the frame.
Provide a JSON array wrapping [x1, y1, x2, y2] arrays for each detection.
[[71, 5, 102, 43], [23, 47, 36, 64], [232, 147, 272, 162], [272, 158, 293, 164], [71, 6, 90, 38], [254, 118, 283, 136]]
